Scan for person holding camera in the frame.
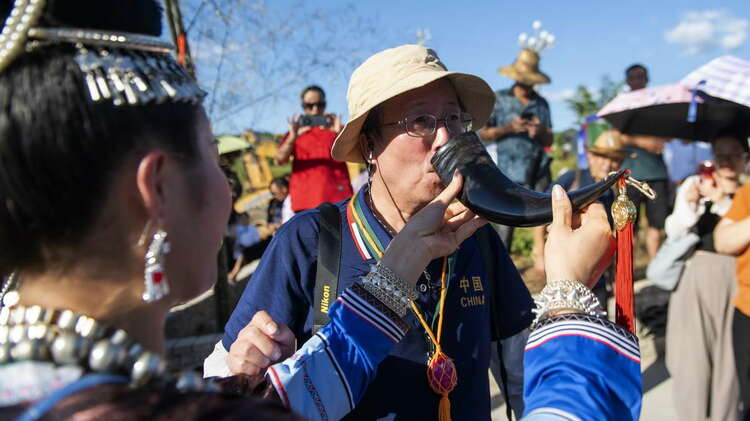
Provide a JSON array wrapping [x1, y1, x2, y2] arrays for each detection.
[[664, 132, 749, 421], [479, 48, 553, 248], [275, 85, 352, 213]]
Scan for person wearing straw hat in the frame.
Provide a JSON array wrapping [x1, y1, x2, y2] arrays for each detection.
[[479, 46, 554, 250], [205, 44, 535, 420], [554, 129, 628, 212], [532, 130, 627, 303]]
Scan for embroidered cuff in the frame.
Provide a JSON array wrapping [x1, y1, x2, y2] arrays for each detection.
[[359, 264, 417, 318], [349, 283, 411, 334], [531, 279, 606, 328]]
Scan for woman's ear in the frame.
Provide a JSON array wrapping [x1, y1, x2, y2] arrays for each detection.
[[136, 150, 169, 224]]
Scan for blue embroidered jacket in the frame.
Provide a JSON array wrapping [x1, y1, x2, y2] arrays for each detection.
[[222, 189, 534, 420]]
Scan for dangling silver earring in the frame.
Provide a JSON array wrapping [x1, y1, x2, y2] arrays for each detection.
[[141, 228, 171, 302]]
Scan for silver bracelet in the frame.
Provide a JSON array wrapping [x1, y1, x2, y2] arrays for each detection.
[[360, 264, 418, 317], [531, 279, 606, 328]]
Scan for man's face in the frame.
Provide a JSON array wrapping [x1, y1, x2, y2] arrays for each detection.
[[587, 152, 620, 181], [626, 67, 648, 91], [515, 82, 534, 96], [302, 90, 326, 116], [269, 183, 288, 201], [372, 79, 461, 210]]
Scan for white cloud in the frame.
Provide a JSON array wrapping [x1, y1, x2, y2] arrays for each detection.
[[665, 10, 748, 55], [542, 88, 575, 102]]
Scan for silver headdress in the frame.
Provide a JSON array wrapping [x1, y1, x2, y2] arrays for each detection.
[[0, 0, 205, 106]]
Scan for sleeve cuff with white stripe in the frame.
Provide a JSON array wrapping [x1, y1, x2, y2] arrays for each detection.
[[523, 313, 642, 421], [266, 282, 411, 421]]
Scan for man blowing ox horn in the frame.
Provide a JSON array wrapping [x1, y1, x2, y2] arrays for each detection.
[[206, 45, 537, 419]]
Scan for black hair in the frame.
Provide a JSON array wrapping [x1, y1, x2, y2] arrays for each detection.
[[300, 85, 326, 101], [269, 177, 289, 190], [625, 64, 648, 77], [0, 0, 202, 275], [362, 107, 382, 143], [714, 130, 750, 153]]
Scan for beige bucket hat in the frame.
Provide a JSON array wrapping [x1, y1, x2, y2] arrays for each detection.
[[331, 44, 496, 163], [498, 48, 551, 86], [589, 130, 628, 161]]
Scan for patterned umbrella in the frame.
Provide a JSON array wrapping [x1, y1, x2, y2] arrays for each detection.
[[597, 84, 750, 140], [682, 55, 750, 108]]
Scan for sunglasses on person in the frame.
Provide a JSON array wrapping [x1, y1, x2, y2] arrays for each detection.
[[382, 112, 473, 138], [302, 101, 326, 110]]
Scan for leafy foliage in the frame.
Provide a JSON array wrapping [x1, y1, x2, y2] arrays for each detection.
[[510, 227, 534, 257], [564, 76, 624, 124]]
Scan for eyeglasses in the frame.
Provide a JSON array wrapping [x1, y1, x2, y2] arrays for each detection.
[[302, 101, 326, 110], [382, 112, 473, 138]]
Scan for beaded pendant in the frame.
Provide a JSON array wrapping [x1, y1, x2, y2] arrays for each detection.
[[410, 256, 456, 421], [427, 351, 457, 396]]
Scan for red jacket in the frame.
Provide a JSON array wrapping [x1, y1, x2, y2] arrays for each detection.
[[282, 127, 352, 212]]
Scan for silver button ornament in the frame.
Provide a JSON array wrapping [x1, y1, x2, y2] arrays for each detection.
[[131, 351, 165, 387], [0, 304, 195, 391], [89, 339, 126, 373], [11, 338, 48, 360], [51, 331, 90, 365]]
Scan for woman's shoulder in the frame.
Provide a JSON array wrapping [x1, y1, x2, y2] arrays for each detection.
[[28, 382, 304, 421]]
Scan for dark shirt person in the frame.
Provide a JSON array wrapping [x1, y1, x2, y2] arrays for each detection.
[[620, 64, 670, 260], [205, 45, 534, 420]]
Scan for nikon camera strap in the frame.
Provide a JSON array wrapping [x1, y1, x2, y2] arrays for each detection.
[[312, 202, 342, 334]]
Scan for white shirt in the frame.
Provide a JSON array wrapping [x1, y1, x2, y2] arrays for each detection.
[[664, 175, 732, 239]]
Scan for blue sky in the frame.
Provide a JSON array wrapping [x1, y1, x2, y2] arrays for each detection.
[[211, 0, 749, 135]]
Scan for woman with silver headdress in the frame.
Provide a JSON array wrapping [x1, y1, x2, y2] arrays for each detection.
[[0, 1, 641, 419], [0, 0, 492, 419]]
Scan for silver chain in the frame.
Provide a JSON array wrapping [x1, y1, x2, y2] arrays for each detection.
[[0, 272, 17, 306]]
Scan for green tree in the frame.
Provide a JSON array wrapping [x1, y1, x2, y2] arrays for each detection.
[[565, 75, 624, 124]]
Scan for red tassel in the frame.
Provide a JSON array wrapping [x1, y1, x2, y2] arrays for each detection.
[[177, 33, 187, 66], [615, 219, 635, 333], [613, 177, 636, 334]]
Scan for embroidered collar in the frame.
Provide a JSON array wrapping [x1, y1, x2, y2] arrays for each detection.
[[346, 187, 393, 261]]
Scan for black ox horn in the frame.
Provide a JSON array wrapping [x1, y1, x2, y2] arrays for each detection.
[[431, 132, 625, 227]]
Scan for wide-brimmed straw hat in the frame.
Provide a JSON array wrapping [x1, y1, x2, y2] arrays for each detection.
[[589, 130, 628, 161], [498, 48, 551, 86], [331, 45, 496, 163]]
